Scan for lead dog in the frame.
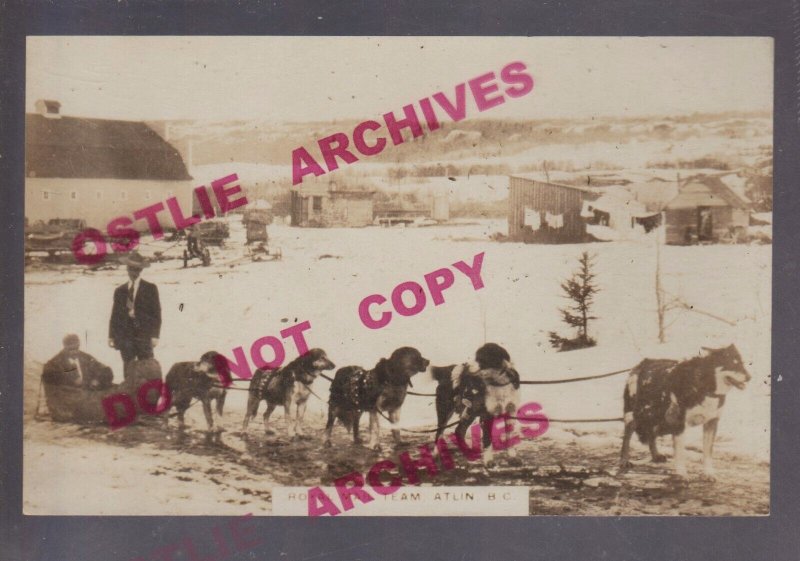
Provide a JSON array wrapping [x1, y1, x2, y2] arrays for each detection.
[[164, 351, 227, 432], [619, 344, 751, 479], [324, 347, 429, 450], [431, 343, 521, 464], [242, 348, 335, 438]]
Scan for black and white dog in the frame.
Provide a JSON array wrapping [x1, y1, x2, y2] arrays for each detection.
[[619, 344, 751, 479], [430, 343, 521, 464]]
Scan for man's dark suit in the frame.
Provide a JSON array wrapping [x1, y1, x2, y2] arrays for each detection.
[[42, 350, 114, 389], [109, 279, 162, 367]]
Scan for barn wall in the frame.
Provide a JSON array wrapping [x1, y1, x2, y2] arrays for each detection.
[[508, 177, 587, 243], [26, 177, 193, 230]]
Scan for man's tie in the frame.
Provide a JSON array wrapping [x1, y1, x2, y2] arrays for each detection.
[[127, 282, 135, 318]]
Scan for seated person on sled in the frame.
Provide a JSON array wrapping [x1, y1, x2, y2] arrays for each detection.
[[42, 333, 114, 390]]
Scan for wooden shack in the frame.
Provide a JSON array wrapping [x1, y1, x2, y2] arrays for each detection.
[[290, 183, 374, 227], [663, 176, 750, 244], [508, 176, 596, 243]]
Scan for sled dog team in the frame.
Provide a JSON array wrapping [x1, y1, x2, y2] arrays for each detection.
[[162, 342, 751, 480]]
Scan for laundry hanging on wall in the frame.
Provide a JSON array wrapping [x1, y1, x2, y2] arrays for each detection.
[[524, 207, 541, 230], [546, 212, 564, 229]]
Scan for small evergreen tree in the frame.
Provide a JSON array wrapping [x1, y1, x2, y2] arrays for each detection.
[[549, 251, 599, 351]]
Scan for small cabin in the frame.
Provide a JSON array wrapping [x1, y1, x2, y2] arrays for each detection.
[[290, 183, 374, 227], [663, 176, 750, 244]]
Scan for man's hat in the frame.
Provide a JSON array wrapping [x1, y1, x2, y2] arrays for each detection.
[[120, 251, 150, 269]]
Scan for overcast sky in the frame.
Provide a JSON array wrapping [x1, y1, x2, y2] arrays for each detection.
[[26, 36, 772, 122]]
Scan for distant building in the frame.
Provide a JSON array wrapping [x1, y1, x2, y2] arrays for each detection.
[[25, 100, 193, 229], [582, 187, 660, 241], [508, 175, 596, 243], [663, 175, 751, 244], [290, 182, 374, 227]]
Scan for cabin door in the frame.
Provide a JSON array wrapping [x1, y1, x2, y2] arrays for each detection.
[[697, 207, 713, 241]]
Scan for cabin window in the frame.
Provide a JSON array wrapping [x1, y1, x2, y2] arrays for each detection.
[[70, 191, 78, 200], [313, 196, 323, 212], [42, 191, 50, 200]]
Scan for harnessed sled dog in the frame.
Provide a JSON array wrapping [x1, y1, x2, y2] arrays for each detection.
[[619, 344, 751, 479], [324, 347, 429, 450], [431, 343, 521, 465], [242, 348, 335, 438], [164, 351, 227, 433]]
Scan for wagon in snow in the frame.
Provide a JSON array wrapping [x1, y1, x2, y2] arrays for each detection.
[[24, 218, 87, 258], [243, 206, 281, 261]]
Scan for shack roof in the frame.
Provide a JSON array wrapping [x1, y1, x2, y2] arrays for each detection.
[[26, 113, 192, 181], [509, 174, 596, 194], [665, 175, 751, 210]]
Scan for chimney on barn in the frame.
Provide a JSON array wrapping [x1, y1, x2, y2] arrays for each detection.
[[35, 99, 62, 119]]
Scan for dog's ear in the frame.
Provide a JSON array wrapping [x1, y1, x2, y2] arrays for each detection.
[[374, 358, 390, 375], [292, 352, 314, 370]]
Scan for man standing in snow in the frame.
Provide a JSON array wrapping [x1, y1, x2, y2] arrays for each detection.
[[108, 252, 162, 372]]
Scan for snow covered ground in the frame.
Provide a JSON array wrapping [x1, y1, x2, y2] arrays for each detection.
[[23, 218, 771, 515]]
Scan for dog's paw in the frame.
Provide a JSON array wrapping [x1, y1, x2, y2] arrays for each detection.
[[618, 460, 633, 472], [651, 454, 668, 463], [700, 469, 717, 482]]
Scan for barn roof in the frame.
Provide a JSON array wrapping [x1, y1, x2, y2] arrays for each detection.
[[26, 113, 192, 181], [665, 175, 750, 210]]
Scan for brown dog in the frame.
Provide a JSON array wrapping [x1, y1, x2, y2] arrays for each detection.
[[242, 348, 335, 438], [324, 347, 430, 450], [164, 351, 226, 432]]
